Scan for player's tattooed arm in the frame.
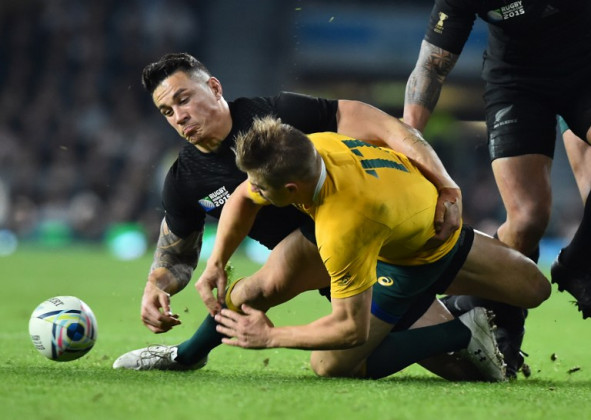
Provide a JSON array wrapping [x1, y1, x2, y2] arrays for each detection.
[[148, 218, 202, 295], [404, 40, 459, 131]]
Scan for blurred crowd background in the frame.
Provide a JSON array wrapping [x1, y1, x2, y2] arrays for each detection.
[[0, 0, 582, 261]]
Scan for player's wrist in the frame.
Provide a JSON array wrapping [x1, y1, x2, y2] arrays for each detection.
[[266, 327, 280, 348], [437, 185, 461, 194], [205, 257, 228, 274]]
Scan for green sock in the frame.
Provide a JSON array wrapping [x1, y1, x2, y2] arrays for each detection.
[[366, 319, 471, 379], [175, 314, 224, 365]]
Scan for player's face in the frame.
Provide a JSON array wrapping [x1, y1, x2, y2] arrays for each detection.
[[152, 71, 229, 152], [248, 174, 292, 207]]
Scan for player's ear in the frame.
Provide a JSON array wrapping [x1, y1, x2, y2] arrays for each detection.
[[208, 77, 223, 98]]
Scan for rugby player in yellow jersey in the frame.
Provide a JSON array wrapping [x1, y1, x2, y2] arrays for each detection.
[[213, 116, 551, 379]]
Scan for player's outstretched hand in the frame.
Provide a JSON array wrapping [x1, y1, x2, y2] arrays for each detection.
[[140, 281, 181, 333], [433, 186, 462, 243], [196, 263, 228, 316], [215, 304, 275, 349]]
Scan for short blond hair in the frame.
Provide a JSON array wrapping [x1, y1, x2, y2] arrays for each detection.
[[235, 116, 317, 187]]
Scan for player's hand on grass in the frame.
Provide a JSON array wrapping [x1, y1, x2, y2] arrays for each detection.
[[196, 263, 228, 316], [140, 281, 181, 333], [215, 304, 274, 349], [433, 186, 462, 243]]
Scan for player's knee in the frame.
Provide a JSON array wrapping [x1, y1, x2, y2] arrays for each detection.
[[508, 204, 550, 240], [522, 265, 552, 308], [531, 271, 552, 307], [310, 355, 347, 378]]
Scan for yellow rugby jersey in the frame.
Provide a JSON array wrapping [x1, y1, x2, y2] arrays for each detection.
[[248, 132, 461, 299]]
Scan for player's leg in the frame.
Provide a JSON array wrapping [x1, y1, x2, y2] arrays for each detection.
[[485, 84, 558, 260], [445, 230, 551, 308], [309, 308, 474, 379], [309, 299, 454, 377], [310, 230, 506, 381], [175, 228, 328, 365], [412, 300, 487, 381], [477, 154, 551, 376], [309, 301, 503, 382], [227, 229, 330, 311], [114, 228, 328, 370], [442, 229, 551, 378], [561, 121, 591, 204], [492, 154, 552, 258], [444, 89, 556, 377], [551, 117, 591, 317]]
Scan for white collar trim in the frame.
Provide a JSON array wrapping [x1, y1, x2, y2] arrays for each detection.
[[312, 156, 327, 204]]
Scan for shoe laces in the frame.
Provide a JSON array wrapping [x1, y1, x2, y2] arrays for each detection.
[[139, 346, 175, 369]]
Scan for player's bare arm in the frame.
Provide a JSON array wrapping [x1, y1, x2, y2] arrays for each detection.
[[141, 218, 201, 333], [404, 40, 459, 131], [197, 182, 262, 315], [215, 289, 372, 350]]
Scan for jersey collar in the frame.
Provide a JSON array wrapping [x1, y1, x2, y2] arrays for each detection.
[[312, 155, 327, 204]]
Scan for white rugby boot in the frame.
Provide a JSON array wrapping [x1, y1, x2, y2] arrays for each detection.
[[112, 345, 207, 371], [457, 307, 507, 382]]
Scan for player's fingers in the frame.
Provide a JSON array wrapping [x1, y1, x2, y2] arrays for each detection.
[[141, 305, 162, 327], [196, 283, 220, 316], [217, 308, 240, 323], [240, 304, 255, 314], [220, 337, 241, 347], [216, 278, 227, 307], [143, 315, 169, 333], [433, 204, 445, 232], [157, 292, 171, 313], [215, 322, 235, 337]]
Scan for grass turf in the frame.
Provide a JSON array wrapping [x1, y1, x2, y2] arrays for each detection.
[[1, 246, 590, 420]]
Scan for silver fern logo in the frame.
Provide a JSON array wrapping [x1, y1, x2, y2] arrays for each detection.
[[198, 186, 230, 212]]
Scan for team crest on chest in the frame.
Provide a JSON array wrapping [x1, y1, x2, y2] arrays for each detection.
[[198, 186, 230, 212]]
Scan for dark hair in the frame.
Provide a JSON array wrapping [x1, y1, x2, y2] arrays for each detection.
[[141, 52, 211, 94]]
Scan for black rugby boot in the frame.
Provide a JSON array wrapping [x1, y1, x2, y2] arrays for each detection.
[[551, 251, 591, 319]]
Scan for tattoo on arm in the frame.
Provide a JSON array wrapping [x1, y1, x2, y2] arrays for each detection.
[[150, 220, 202, 290], [405, 41, 459, 112]]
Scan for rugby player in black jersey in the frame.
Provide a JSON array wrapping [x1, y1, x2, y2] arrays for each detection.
[[404, 0, 591, 377], [113, 53, 509, 381]]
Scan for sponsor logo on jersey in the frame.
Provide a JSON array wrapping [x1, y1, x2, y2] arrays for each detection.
[[378, 276, 394, 287], [198, 186, 230, 212], [338, 274, 352, 287], [487, 1, 525, 22], [434, 12, 448, 34]]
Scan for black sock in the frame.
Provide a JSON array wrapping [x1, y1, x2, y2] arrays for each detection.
[[365, 319, 471, 379], [559, 193, 591, 270], [175, 314, 224, 365]]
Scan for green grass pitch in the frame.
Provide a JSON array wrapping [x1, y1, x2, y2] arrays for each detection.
[[2, 246, 591, 420]]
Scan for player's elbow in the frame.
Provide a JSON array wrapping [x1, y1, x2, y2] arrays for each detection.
[[341, 322, 370, 348]]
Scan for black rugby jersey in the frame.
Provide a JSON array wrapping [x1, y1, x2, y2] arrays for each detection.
[[425, 0, 591, 83], [161, 92, 338, 249]]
